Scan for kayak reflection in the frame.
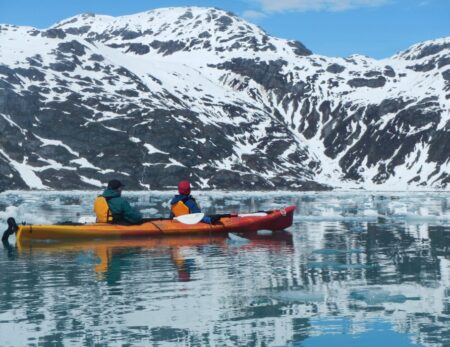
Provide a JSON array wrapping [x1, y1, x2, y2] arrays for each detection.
[[15, 231, 293, 281]]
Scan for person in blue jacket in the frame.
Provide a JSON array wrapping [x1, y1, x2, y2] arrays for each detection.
[[169, 180, 212, 224]]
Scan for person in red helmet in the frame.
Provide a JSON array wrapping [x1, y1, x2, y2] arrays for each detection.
[[169, 180, 212, 224]]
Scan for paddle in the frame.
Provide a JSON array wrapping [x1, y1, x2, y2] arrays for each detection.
[[174, 213, 205, 225], [142, 212, 266, 225], [77, 211, 267, 226], [208, 212, 267, 220], [75, 214, 205, 225]]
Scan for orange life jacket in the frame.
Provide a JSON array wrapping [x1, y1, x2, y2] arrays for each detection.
[[94, 196, 113, 223], [171, 200, 191, 217]]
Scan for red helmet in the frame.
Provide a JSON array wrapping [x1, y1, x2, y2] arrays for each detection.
[[178, 180, 191, 195]]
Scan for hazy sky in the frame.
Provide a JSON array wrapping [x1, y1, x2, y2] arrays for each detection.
[[0, 0, 448, 58]]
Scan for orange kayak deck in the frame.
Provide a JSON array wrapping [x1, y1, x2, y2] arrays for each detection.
[[16, 206, 295, 241]]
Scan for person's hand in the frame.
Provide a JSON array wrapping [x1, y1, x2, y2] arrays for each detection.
[[209, 215, 222, 224]]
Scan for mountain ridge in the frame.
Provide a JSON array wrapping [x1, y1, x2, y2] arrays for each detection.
[[0, 7, 448, 191]]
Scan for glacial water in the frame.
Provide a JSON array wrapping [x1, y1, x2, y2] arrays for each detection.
[[0, 191, 449, 347]]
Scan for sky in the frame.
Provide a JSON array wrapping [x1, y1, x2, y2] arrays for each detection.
[[0, 0, 449, 59]]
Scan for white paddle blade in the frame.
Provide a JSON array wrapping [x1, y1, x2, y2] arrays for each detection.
[[238, 213, 267, 217], [174, 213, 204, 225]]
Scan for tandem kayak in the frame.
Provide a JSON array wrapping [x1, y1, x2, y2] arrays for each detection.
[[13, 206, 295, 241]]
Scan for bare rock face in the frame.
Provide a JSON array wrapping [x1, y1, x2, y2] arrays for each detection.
[[0, 8, 448, 191]]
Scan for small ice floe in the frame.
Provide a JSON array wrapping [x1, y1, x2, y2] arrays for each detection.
[[404, 211, 449, 222], [271, 290, 325, 303], [0, 205, 49, 225], [257, 229, 272, 236], [308, 261, 374, 271], [384, 204, 450, 223], [248, 296, 275, 307], [392, 206, 408, 216], [140, 208, 159, 215], [312, 248, 364, 255], [78, 216, 96, 224], [307, 261, 342, 269], [349, 288, 420, 305], [349, 225, 365, 233], [227, 233, 250, 244], [294, 208, 379, 222], [0, 205, 18, 222], [223, 199, 243, 206]]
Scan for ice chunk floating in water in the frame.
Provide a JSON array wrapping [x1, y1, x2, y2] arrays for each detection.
[[349, 289, 421, 305], [227, 233, 250, 244], [272, 290, 325, 303]]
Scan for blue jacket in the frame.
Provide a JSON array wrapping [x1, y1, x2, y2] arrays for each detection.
[[169, 194, 211, 224]]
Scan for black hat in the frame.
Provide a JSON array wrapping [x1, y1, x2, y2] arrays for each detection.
[[107, 179, 125, 190]]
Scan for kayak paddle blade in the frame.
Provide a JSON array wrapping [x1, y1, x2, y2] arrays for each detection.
[[174, 213, 204, 225]]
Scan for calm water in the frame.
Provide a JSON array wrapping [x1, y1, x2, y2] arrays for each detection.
[[0, 191, 449, 347]]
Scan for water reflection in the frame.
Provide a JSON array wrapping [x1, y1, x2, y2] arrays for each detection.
[[0, 191, 449, 346]]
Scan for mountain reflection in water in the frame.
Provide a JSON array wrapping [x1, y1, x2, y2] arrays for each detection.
[[0, 191, 449, 346]]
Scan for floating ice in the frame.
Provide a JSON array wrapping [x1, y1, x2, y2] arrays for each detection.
[[227, 233, 250, 244], [312, 248, 364, 255], [272, 290, 325, 303], [0, 205, 18, 221], [308, 261, 374, 271], [349, 225, 366, 233], [257, 229, 273, 236], [78, 216, 96, 224], [295, 216, 377, 222], [0, 205, 50, 225], [140, 208, 159, 215], [349, 288, 420, 305]]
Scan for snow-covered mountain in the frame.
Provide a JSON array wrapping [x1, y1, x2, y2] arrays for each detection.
[[0, 7, 448, 190]]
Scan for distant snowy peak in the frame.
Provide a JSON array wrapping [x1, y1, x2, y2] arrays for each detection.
[[392, 37, 450, 76], [52, 7, 312, 57], [394, 37, 450, 61]]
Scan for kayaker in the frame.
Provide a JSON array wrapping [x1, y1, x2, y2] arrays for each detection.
[[169, 180, 212, 224], [94, 179, 143, 224]]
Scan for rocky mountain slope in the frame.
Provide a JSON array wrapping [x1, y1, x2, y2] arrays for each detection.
[[0, 7, 448, 190]]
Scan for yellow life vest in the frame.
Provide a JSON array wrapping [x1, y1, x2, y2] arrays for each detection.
[[171, 200, 190, 217], [94, 196, 113, 223]]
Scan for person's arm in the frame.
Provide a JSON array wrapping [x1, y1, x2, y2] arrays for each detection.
[[201, 216, 212, 224], [185, 199, 211, 224], [121, 199, 143, 224], [185, 199, 201, 213]]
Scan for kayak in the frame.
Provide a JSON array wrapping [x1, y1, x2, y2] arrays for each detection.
[[15, 206, 296, 241]]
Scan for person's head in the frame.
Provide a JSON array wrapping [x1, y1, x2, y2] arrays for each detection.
[[178, 180, 191, 195], [107, 179, 125, 194]]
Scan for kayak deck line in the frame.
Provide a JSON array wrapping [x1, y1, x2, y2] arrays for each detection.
[[13, 206, 296, 242]]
